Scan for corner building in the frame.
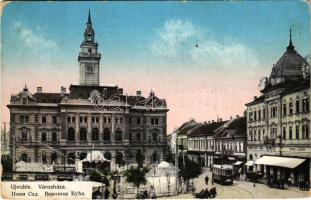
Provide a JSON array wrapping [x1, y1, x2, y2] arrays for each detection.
[[8, 12, 168, 172], [246, 31, 310, 184]]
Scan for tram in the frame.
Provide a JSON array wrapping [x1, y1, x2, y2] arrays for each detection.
[[211, 165, 234, 185]]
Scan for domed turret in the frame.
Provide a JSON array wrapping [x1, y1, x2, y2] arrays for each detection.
[[269, 29, 308, 86]]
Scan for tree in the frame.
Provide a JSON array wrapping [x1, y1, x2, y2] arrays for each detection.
[[178, 157, 202, 182], [123, 166, 149, 192], [1, 155, 12, 173], [89, 170, 110, 186]]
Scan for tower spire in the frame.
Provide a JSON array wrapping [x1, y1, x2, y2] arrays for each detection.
[[287, 28, 294, 51], [87, 9, 92, 25]]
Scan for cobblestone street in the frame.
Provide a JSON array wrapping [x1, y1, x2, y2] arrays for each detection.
[[165, 169, 310, 199]]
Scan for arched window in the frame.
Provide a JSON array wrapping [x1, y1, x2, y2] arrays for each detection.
[[21, 153, 28, 162], [79, 152, 87, 160], [115, 118, 119, 123], [115, 128, 122, 141], [80, 127, 87, 141], [51, 153, 57, 163], [67, 153, 75, 165], [42, 153, 47, 164], [41, 132, 47, 142], [52, 132, 57, 143], [67, 128, 75, 141], [103, 128, 110, 141], [104, 152, 112, 160], [152, 152, 158, 163], [136, 133, 141, 142], [21, 130, 28, 142], [119, 117, 123, 124], [92, 128, 99, 141]]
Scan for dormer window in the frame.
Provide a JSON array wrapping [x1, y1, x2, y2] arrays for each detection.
[[22, 98, 27, 105]]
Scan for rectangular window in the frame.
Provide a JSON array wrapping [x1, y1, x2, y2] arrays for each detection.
[[92, 117, 95, 123], [258, 110, 261, 120], [254, 111, 257, 121], [80, 117, 83, 123], [282, 127, 286, 139], [283, 104, 287, 116], [258, 130, 261, 140], [108, 117, 111, 123], [263, 109, 265, 120], [289, 127, 292, 140], [295, 126, 299, 139], [84, 117, 87, 123], [52, 116, 57, 124], [96, 117, 99, 123], [289, 102, 293, 115], [249, 112, 252, 122], [303, 125, 309, 139], [137, 117, 141, 125], [42, 116, 47, 123], [72, 117, 76, 123], [296, 99, 300, 113], [20, 115, 24, 123], [67, 116, 71, 123], [155, 118, 159, 125], [151, 118, 154, 125]]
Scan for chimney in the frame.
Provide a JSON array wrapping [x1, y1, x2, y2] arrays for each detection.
[[219, 118, 222, 122], [236, 115, 239, 118], [61, 86, 66, 96], [254, 96, 257, 100], [136, 91, 142, 96], [204, 121, 207, 124], [37, 87, 42, 93], [230, 116, 233, 120], [212, 120, 214, 123]]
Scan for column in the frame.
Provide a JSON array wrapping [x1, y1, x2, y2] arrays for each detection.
[[75, 113, 79, 142], [87, 113, 91, 143], [99, 113, 103, 142], [111, 114, 115, 144], [205, 153, 208, 167]]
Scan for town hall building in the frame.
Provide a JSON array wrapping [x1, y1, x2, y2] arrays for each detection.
[[8, 11, 168, 174]]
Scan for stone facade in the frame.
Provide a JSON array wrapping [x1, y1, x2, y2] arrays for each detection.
[[8, 12, 168, 172], [246, 31, 310, 183]]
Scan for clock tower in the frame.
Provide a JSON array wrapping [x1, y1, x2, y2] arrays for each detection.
[[78, 10, 101, 86]]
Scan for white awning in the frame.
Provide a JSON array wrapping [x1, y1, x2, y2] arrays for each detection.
[[233, 161, 243, 165], [245, 161, 254, 166], [255, 156, 305, 169]]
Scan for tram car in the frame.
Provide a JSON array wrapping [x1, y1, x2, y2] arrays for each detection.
[[211, 165, 234, 185]]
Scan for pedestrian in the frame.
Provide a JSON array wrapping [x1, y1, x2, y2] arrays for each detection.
[[192, 185, 196, 196], [104, 188, 110, 199], [299, 174, 304, 191], [306, 179, 310, 191], [205, 175, 209, 185]]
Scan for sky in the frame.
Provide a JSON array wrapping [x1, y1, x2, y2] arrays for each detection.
[[1, 1, 310, 133]]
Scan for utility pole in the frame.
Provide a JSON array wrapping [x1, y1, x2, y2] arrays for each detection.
[[175, 133, 179, 195]]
